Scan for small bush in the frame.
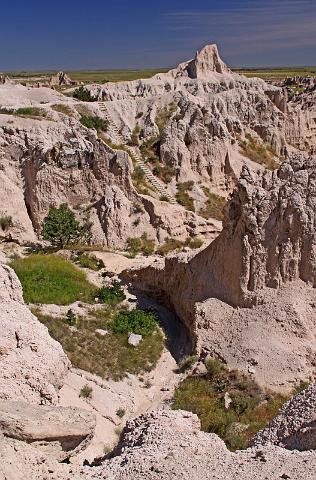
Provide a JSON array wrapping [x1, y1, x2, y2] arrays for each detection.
[[205, 358, 223, 376], [157, 237, 203, 256], [80, 115, 108, 132], [176, 182, 195, 212], [73, 86, 97, 102], [178, 355, 197, 373], [126, 233, 155, 257], [156, 238, 184, 255], [199, 188, 226, 221], [97, 281, 126, 305], [65, 309, 77, 326], [187, 237, 203, 249], [78, 254, 103, 271], [155, 102, 177, 135], [128, 124, 141, 146], [112, 308, 158, 336], [136, 112, 143, 119], [51, 103, 73, 116], [152, 164, 176, 184], [116, 408, 126, 418], [239, 134, 279, 170], [0, 214, 13, 232], [0, 107, 46, 118], [79, 384, 93, 399]]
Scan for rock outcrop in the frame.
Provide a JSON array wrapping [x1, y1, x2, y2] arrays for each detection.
[[0, 400, 95, 461], [0, 262, 70, 404], [87, 409, 316, 480], [123, 155, 316, 390], [251, 383, 316, 451], [48, 71, 77, 87]]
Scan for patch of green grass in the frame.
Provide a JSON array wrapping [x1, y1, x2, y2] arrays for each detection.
[[199, 188, 226, 221], [0, 106, 47, 118], [34, 307, 164, 380], [176, 181, 195, 212], [126, 233, 155, 257], [10, 254, 96, 304], [172, 360, 289, 451], [51, 103, 73, 116], [131, 166, 154, 195], [239, 134, 279, 170], [78, 254, 103, 271], [155, 102, 177, 135], [156, 236, 203, 255], [80, 115, 108, 132]]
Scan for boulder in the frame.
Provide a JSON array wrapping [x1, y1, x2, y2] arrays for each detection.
[[128, 333, 143, 346], [0, 400, 95, 461]]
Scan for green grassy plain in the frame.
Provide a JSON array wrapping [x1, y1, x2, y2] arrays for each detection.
[[6, 67, 315, 86]]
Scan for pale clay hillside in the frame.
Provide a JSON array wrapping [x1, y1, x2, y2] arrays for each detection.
[[0, 45, 315, 479]]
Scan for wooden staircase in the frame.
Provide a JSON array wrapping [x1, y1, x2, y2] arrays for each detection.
[[98, 101, 176, 203]]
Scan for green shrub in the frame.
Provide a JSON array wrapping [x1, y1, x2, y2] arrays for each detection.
[[51, 103, 73, 116], [199, 188, 226, 221], [78, 254, 103, 271], [187, 237, 203, 249], [156, 238, 184, 255], [126, 233, 155, 257], [65, 309, 77, 326], [42, 203, 84, 248], [178, 355, 197, 372], [128, 124, 141, 146], [0, 107, 46, 118], [97, 281, 126, 306], [79, 384, 93, 398], [173, 362, 289, 451], [112, 308, 158, 336], [10, 254, 96, 304], [155, 102, 177, 135], [156, 236, 203, 256], [80, 115, 108, 132], [205, 357, 223, 376], [239, 134, 279, 170], [0, 214, 13, 232], [116, 408, 126, 418], [16, 107, 47, 117], [176, 182, 195, 212], [73, 86, 97, 102], [152, 164, 176, 184]]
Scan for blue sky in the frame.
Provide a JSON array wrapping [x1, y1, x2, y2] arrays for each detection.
[[1, 0, 315, 70]]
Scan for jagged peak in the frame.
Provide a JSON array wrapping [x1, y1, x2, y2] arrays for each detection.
[[170, 44, 231, 79]]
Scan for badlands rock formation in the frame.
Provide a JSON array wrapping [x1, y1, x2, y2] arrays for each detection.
[[0, 262, 69, 404], [251, 382, 316, 450], [87, 409, 316, 480], [123, 154, 316, 390], [2, 44, 315, 248], [0, 86, 217, 247]]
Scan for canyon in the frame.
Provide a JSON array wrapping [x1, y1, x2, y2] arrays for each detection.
[[0, 44, 315, 479]]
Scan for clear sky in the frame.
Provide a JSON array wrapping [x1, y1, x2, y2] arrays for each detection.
[[1, 0, 315, 71]]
